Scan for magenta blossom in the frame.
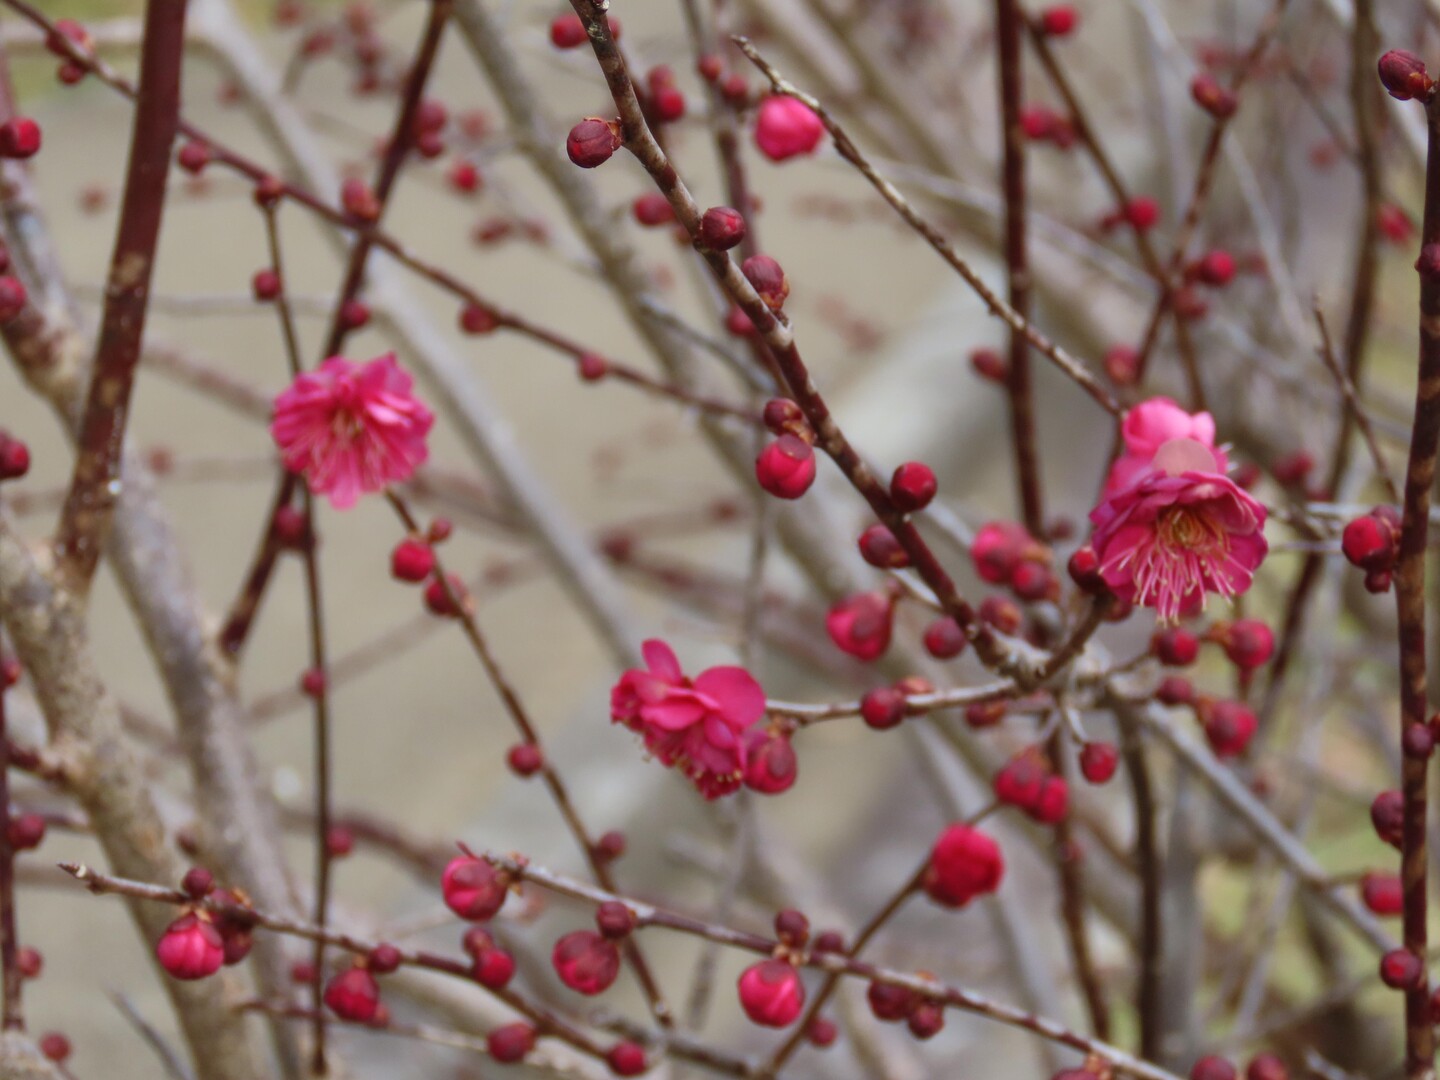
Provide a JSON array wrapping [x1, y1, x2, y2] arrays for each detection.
[[1104, 397, 1228, 496], [611, 640, 766, 799], [270, 353, 434, 509], [1090, 438, 1267, 622]]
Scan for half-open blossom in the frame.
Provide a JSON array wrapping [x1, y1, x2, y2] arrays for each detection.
[[1104, 396, 1227, 496], [1090, 438, 1266, 622], [270, 354, 434, 509], [611, 640, 766, 798]]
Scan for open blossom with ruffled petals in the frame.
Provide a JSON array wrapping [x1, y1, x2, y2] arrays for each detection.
[[270, 354, 434, 508], [611, 640, 766, 798], [1090, 438, 1267, 622], [1104, 397, 1228, 496]]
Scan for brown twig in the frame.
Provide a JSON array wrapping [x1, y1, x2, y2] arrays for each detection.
[[995, 0, 1044, 535], [1392, 87, 1440, 1080], [53, 0, 189, 588]]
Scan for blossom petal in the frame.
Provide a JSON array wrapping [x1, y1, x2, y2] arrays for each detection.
[[642, 639, 683, 682], [693, 666, 767, 727]]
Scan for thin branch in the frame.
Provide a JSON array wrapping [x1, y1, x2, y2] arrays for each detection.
[[53, 0, 189, 587]]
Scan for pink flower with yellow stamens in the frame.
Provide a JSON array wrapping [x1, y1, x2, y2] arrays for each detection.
[[1090, 435, 1266, 622]]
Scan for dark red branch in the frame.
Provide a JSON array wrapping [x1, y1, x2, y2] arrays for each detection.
[[53, 0, 189, 587]]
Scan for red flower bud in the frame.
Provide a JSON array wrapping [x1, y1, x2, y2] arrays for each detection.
[[744, 729, 798, 794], [923, 617, 968, 660], [860, 686, 906, 730], [1038, 5, 1078, 35], [567, 118, 621, 168], [826, 590, 894, 661], [1361, 871, 1403, 916], [607, 1043, 648, 1076], [0, 118, 41, 160], [1245, 1053, 1288, 1080], [472, 945, 516, 989], [1371, 789, 1404, 849], [1152, 627, 1199, 666], [923, 823, 1004, 907], [907, 1000, 945, 1040], [459, 303, 499, 335], [341, 177, 380, 223], [858, 523, 909, 568], [1220, 618, 1274, 670], [441, 855, 508, 920], [1191, 73, 1238, 119], [1103, 344, 1140, 385], [700, 206, 747, 250], [552, 929, 621, 995], [595, 900, 636, 940], [252, 269, 281, 302], [1123, 196, 1160, 231], [979, 594, 1022, 635], [391, 538, 436, 582], [867, 979, 917, 1021], [156, 913, 224, 981], [754, 97, 823, 162], [737, 959, 805, 1026], [755, 435, 816, 499], [506, 742, 544, 777], [487, 1023, 536, 1063], [447, 158, 482, 194], [1193, 249, 1236, 286], [1380, 948, 1425, 990], [177, 140, 211, 174], [1080, 742, 1119, 784], [742, 255, 789, 310], [632, 193, 674, 227], [1201, 699, 1258, 758], [970, 347, 1007, 382], [38, 1034, 69, 1063], [549, 13, 587, 48], [1191, 1057, 1238, 1080], [1378, 50, 1434, 101], [891, 461, 937, 512]]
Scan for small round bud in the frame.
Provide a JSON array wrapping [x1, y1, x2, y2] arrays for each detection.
[[1361, 871, 1403, 916], [773, 908, 809, 947], [369, 943, 402, 974], [1193, 249, 1236, 287], [326, 825, 354, 857], [737, 959, 805, 1026], [0, 277, 25, 323], [506, 742, 544, 777], [0, 118, 41, 159], [37, 1034, 69, 1063], [5, 813, 45, 852], [1370, 789, 1404, 849], [1079, 742, 1119, 784], [867, 979, 916, 1021], [1190, 1058, 1237, 1080], [552, 929, 621, 995], [755, 435, 816, 500], [700, 206, 747, 250], [596, 901, 636, 940], [1103, 344, 1140, 385], [181, 866, 214, 899], [391, 538, 436, 583], [1191, 73, 1238, 119], [860, 686, 906, 730], [177, 140, 212, 174], [762, 398, 805, 436], [1037, 6, 1078, 36], [859, 524, 910, 569], [742, 255, 789, 309], [1152, 627, 1199, 666], [567, 118, 620, 168], [632, 192, 674, 227], [806, 1016, 838, 1047], [487, 1023, 536, 1063], [1379, 50, 1434, 102], [1380, 948, 1425, 990], [970, 347, 1007, 382], [549, 13, 587, 49], [907, 1001, 945, 1040], [253, 174, 285, 208], [252, 269, 281, 302], [595, 830, 627, 863], [578, 352, 608, 381], [1245, 1053, 1289, 1080], [923, 617, 968, 660], [890, 462, 937, 512], [607, 1042, 648, 1076], [459, 303, 499, 335], [341, 177, 380, 223]]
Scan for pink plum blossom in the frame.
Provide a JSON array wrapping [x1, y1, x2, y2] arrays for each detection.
[[611, 640, 766, 798], [1090, 437, 1267, 622], [270, 353, 434, 509]]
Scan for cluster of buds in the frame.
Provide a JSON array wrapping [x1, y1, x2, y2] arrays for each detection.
[[388, 521, 474, 618], [1341, 505, 1401, 592], [1019, 104, 1077, 149], [642, 65, 686, 124], [866, 978, 947, 1040], [736, 910, 811, 1027], [45, 18, 92, 85], [993, 749, 1070, 824], [756, 398, 817, 500], [155, 869, 256, 981], [971, 520, 1060, 604]]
